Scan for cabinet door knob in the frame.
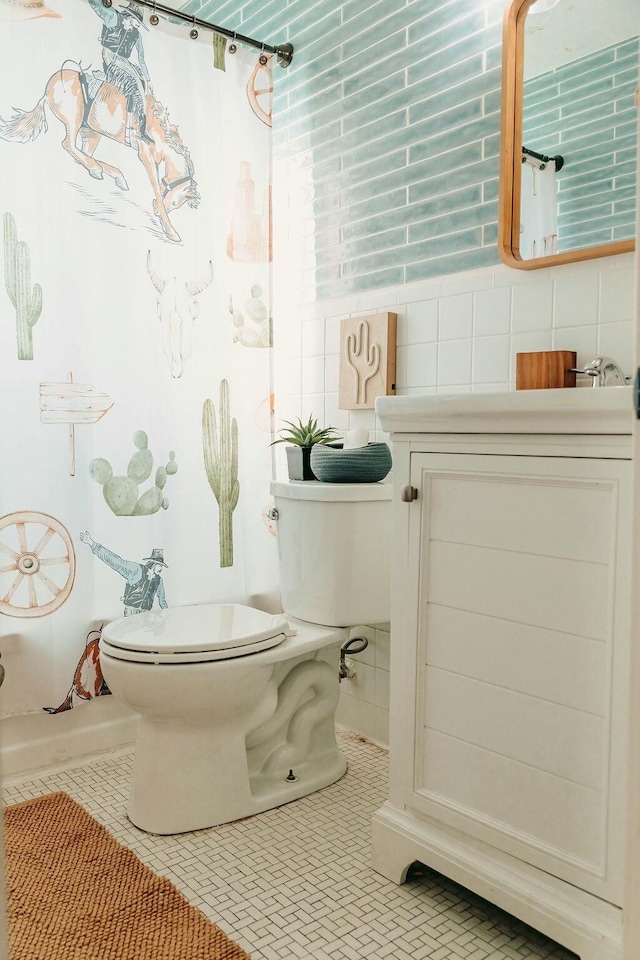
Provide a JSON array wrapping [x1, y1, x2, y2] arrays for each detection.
[[400, 485, 418, 502]]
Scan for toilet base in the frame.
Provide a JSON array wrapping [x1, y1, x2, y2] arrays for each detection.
[[128, 743, 347, 835], [249, 749, 347, 809], [111, 634, 348, 835]]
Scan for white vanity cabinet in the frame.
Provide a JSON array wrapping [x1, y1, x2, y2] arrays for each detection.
[[372, 388, 634, 960]]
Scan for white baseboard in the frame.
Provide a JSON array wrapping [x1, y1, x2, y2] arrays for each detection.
[[1, 698, 138, 781]]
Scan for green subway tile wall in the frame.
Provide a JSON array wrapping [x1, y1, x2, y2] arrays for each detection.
[[523, 37, 638, 254], [185, 0, 508, 301]]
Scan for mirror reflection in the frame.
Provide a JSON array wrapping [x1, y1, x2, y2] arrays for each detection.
[[520, 0, 638, 260]]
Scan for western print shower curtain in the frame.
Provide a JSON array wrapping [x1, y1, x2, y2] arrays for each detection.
[[0, 0, 278, 717]]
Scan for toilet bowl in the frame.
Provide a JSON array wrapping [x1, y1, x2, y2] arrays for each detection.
[[101, 481, 391, 834]]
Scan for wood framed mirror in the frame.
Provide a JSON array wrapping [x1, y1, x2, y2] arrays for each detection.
[[498, 0, 637, 269]]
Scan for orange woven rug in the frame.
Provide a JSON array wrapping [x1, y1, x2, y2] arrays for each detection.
[[4, 791, 251, 960]]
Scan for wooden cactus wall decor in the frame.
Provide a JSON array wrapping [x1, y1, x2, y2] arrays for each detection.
[[202, 379, 239, 568], [339, 312, 397, 410], [4, 212, 42, 360]]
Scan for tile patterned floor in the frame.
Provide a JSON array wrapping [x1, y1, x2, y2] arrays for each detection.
[[2, 729, 577, 960]]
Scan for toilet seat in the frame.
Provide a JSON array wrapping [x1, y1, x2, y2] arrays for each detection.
[[100, 603, 290, 664]]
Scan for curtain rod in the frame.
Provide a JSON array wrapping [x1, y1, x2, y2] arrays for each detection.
[[522, 146, 565, 172], [102, 0, 294, 67]]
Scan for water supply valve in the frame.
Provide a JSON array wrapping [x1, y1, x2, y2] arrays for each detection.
[[339, 657, 356, 681], [339, 636, 369, 681]]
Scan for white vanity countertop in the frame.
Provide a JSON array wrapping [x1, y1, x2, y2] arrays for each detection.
[[376, 386, 633, 435]]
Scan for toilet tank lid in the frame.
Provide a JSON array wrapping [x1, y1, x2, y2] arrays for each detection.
[[101, 603, 290, 654], [270, 480, 392, 502]]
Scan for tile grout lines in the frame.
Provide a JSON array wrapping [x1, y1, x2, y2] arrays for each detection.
[[2, 729, 576, 960]]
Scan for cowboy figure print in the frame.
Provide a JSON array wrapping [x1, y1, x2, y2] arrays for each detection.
[[80, 531, 168, 615], [89, 0, 152, 143], [0, 0, 200, 243], [43, 625, 111, 714]]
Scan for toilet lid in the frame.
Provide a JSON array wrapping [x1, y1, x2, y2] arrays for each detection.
[[100, 603, 290, 663]]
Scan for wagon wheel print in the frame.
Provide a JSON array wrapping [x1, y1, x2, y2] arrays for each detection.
[[247, 55, 273, 127], [0, 511, 76, 618]]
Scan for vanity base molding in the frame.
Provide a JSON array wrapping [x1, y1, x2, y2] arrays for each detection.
[[372, 802, 622, 960]]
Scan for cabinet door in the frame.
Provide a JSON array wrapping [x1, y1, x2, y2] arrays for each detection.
[[405, 452, 631, 904]]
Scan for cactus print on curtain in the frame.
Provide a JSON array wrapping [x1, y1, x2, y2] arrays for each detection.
[[3, 212, 43, 360], [0, 0, 278, 720], [202, 381, 239, 569]]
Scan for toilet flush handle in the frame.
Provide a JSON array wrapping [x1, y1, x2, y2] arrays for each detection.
[[266, 507, 279, 521]]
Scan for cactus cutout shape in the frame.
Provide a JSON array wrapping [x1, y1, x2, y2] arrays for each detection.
[[345, 319, 381, 405], [213, 33, 227, 71], [229, 283, 272, 348], [203, 380, 239, 568], [4, 212, 43, 360], [89, 430, 178, 516]]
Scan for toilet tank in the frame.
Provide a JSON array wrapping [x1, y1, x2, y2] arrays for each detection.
[[270, 481, 391, 627]]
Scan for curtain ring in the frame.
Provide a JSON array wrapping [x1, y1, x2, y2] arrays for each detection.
[[259, 40, 268, 66], [190, 14, 198, 39], [229, 30, 237, 54], [149, 0, 159, 26]]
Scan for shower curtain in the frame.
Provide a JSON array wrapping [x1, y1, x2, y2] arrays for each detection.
[[520, 159, 559, 259], [0, 0, 279, 719]]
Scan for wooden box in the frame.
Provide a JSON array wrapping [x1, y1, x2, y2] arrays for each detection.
[[516, 350, 577, 390]]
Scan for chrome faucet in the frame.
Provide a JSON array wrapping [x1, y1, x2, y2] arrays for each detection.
[[570, 356, 627, 387]]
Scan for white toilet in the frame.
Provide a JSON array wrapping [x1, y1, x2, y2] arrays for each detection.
[[100, 480, 391, 834]]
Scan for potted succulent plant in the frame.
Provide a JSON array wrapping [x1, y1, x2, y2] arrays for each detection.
[[272, 416, 341, 480]]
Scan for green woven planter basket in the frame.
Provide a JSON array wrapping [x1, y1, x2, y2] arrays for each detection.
[[310, 442, 392, 483]]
